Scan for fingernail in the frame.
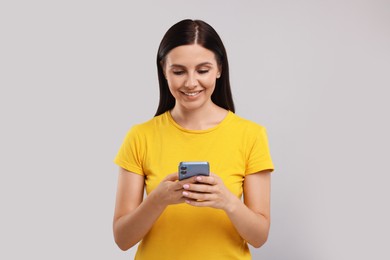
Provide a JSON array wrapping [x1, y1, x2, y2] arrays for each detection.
[[183, 191, 189, 196], [183, 184, 189, 189], [196, 176, 202, 181]]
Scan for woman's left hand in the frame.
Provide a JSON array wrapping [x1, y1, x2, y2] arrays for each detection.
[[182, 173, 238, 211]]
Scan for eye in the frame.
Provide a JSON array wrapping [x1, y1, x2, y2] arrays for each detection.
[[172, 71, 185, 75], [198, 70, 209, 74]]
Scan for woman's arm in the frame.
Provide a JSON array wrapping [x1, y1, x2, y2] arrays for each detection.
[[182, 170, 271, 248], [113, 167, 186, 251], [228, 171, 271, 247]]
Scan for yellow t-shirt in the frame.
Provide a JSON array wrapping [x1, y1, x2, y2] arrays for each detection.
[[114, 111, 274, 260]]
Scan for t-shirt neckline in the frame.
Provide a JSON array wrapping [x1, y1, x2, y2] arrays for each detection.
[[166, 110, 234, 134]]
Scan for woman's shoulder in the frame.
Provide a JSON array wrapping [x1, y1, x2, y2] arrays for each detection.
[[128, 112, 169, 133], [229, 112, 266, 131]]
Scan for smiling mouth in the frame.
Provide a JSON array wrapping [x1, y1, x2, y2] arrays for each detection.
[[182, 91, 202, 96]]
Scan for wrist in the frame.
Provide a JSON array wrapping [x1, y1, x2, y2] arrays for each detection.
[[224, 195, 241, 214], [147, 190, 167, 211]]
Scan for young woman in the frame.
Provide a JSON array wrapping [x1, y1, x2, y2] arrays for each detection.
[[113, 19, 274, 259]]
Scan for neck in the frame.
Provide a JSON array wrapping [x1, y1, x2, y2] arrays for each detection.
[[170, 103, 228, 130]]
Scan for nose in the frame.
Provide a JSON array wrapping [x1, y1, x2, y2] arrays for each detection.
[[184, 73, 198, 89]]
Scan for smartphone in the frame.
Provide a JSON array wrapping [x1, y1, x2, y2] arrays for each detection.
[[178, 161, 210, 180]]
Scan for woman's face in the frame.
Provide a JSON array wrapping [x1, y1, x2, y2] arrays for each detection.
[[163, 44, 221, 112]]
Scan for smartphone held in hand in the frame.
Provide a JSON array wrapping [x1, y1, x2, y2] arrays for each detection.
[[178, 161, 210, 180]]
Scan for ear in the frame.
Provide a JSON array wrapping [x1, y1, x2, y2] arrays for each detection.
[[217, 66, 222, 79], [217, 70, 221, 79]]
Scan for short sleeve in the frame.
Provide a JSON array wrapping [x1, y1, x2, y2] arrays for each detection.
[[245, 126, 274, 175], [114, 125, 145, 175]]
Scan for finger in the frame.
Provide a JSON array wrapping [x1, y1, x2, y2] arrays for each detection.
[[176, 197, 188, 204], [182, 190, 216, 201], [194, 175, 217, 185], [183, 183, 214, 193], [164, 174, 185, 191], [177, 176, 199, 185], [185, 199, 214, 207], [164, 173, 179, 182]]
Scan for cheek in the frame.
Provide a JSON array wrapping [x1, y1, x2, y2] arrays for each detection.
[[167, 79, 186, 98], [167, 76, 185, 88], [199, 77, 217, 89], [166, 78, 181, 92]]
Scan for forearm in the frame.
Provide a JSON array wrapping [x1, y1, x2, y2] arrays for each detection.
[[113, 192, 166, 251], [225, 197, 270, 248]]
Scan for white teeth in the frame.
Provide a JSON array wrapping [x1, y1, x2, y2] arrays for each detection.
[[183, 91, 200, 96]]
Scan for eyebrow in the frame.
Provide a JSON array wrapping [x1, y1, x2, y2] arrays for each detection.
[[169, 62, 214, 68]]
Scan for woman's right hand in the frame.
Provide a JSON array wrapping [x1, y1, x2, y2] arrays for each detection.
[[113, 170, 193, 250], [113, 169, 199, 250], [150, 173, 193, 208]]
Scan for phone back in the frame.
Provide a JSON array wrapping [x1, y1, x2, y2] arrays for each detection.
[[178, 161, 209, 180]]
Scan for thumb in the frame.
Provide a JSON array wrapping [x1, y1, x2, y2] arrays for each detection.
[[163, 173, 179, 182]]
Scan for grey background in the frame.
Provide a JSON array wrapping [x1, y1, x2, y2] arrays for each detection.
[[1, 0, 389, 259]]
